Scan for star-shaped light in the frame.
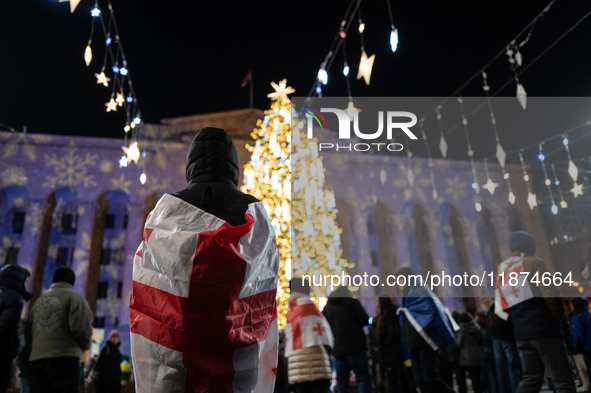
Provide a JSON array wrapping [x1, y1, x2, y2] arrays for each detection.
[[560, 200, 568, 209], [482, 178, 499, 195], [59, 0, 81, 13], [527, 192, 537, 210], [84, 46, 92, 66], [105, 98, 117, 112], [344, 101, 361, 122], [357, 50, 375, 85], [508, 192, 516, 205], [571, 182, 584, 198], [95, 72, 110, 87], [121, 141, 140, 165], [116, 93, 125, 106], [119, 155, 128, 168], [267, 79, 295, 103]]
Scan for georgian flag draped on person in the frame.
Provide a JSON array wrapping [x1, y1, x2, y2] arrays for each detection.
[[494, 254, 534, 320], [397, 285, 459, 351], [130, 194, 280, 393], [284, 296, 334, 358]]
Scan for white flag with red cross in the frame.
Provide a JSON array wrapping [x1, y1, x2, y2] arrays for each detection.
[[130, 194, 280, 393], [494, 255, 533, 319], [284, 296, 333, 358]]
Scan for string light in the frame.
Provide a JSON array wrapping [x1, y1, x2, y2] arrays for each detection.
[[84, 46, 92, 66], [390, 28, 399, 52], [94, 72, 110, 87], [436, 108, 448, 158], [121, 141, 140, 164], [562, 135, 583, 198], [140, 172, 147, 185], [539, 143, 558, 214], [358, 23, 365, 33], [482, 159, 499, 195], [344, 101, 361, 122], [118, 155, 128, 168], [357, 50, 375, 85], [120, 67, 128, 76], [105, 98, 117, 112], [551, 163, 568, 209], [59, 0, 81, 13], [519, 151, 537, 210], [91, 7, 101, 17], [457, 97, 481, 211], [385, 0, 398, 52], [318, 68, 328, 85], [343, 63, 350, 76]]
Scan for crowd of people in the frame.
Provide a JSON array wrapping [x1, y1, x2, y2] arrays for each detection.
[[278, 231, 591, 393], [0, 266, 130, 393]]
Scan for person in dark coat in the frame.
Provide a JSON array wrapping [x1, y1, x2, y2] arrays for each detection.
[[476, 311, 498, 393], [484, 298, 520, 393], [376, 296, 407, 393], [454, 312, 484, 393], [507, 231, 575, 393], [96, 330, 122, 393], [322, 286, 372, 393], [398, 267, 454, 393], [0, 265, 32, 393]]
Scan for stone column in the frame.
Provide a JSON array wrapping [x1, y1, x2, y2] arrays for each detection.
[[72, 200, 97, 295], [18, 199, 45, 280], [118, 202, 145, 327]]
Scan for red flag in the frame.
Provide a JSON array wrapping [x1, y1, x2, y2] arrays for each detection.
[[241, 70, 252, 88], [284, 295, 333, 358], [130, 194, 279, 392]]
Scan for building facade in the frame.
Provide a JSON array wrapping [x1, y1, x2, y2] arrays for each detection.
[[1, 107, 571, 355]]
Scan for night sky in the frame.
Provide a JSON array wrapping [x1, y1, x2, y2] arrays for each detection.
[[1, 0, 591, 161]]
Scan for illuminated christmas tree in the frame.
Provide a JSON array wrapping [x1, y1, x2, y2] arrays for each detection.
[[241, 79, 348, 327]]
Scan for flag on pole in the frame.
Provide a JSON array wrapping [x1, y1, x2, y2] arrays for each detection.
[[284, 296, 333, 358], [494, 255, 533, 320], [241, 70, 252, 88], [130, 194, 280, 393]]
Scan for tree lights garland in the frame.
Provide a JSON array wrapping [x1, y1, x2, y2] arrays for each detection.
[[538, 143, 558, 214], [550, 163, 568, 209], [241, 80, 347, 327]]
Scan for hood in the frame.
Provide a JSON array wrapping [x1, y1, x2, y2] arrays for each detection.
[[185, 127, 239, 187], [0, 265, 32, 301], [509, 231, 536, 256], [327, 286, 352, 304]]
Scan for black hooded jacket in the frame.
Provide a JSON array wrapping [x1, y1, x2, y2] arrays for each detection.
[[172, 127, 258, 225], [322, 287, 370, 357], [0, 265, 32, 358]]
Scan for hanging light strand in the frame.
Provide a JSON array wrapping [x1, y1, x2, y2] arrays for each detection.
[[551, 163, 568, 208], [385, 0, 398, 52], [419, 119, 439, 201], [435, 107, 448, 158], [539, 143, 558, 214], [457, 97, 481, 211], [519, 151, 537, 210]]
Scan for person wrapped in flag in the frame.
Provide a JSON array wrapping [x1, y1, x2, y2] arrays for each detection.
[[284, 278, 334, 393], [130, 128, 280, 393], [396, 267, 457, 393], [494, 231, 574, 393]]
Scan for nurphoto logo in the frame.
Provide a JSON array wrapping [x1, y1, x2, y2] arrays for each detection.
[[305, 107, 418, 152]]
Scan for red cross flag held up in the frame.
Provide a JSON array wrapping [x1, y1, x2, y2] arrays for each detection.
[[284, 295, 334, 358], [130, 194, 280, 392], [494, 255, 533, 320]]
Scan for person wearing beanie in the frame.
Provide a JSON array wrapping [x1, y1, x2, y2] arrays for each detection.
[[502, 231, 575, 393], [0, 265, 32, 393], [285, 278, 333, 393], [95, 329, 122, 393], [25, 267, 93, 393]]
